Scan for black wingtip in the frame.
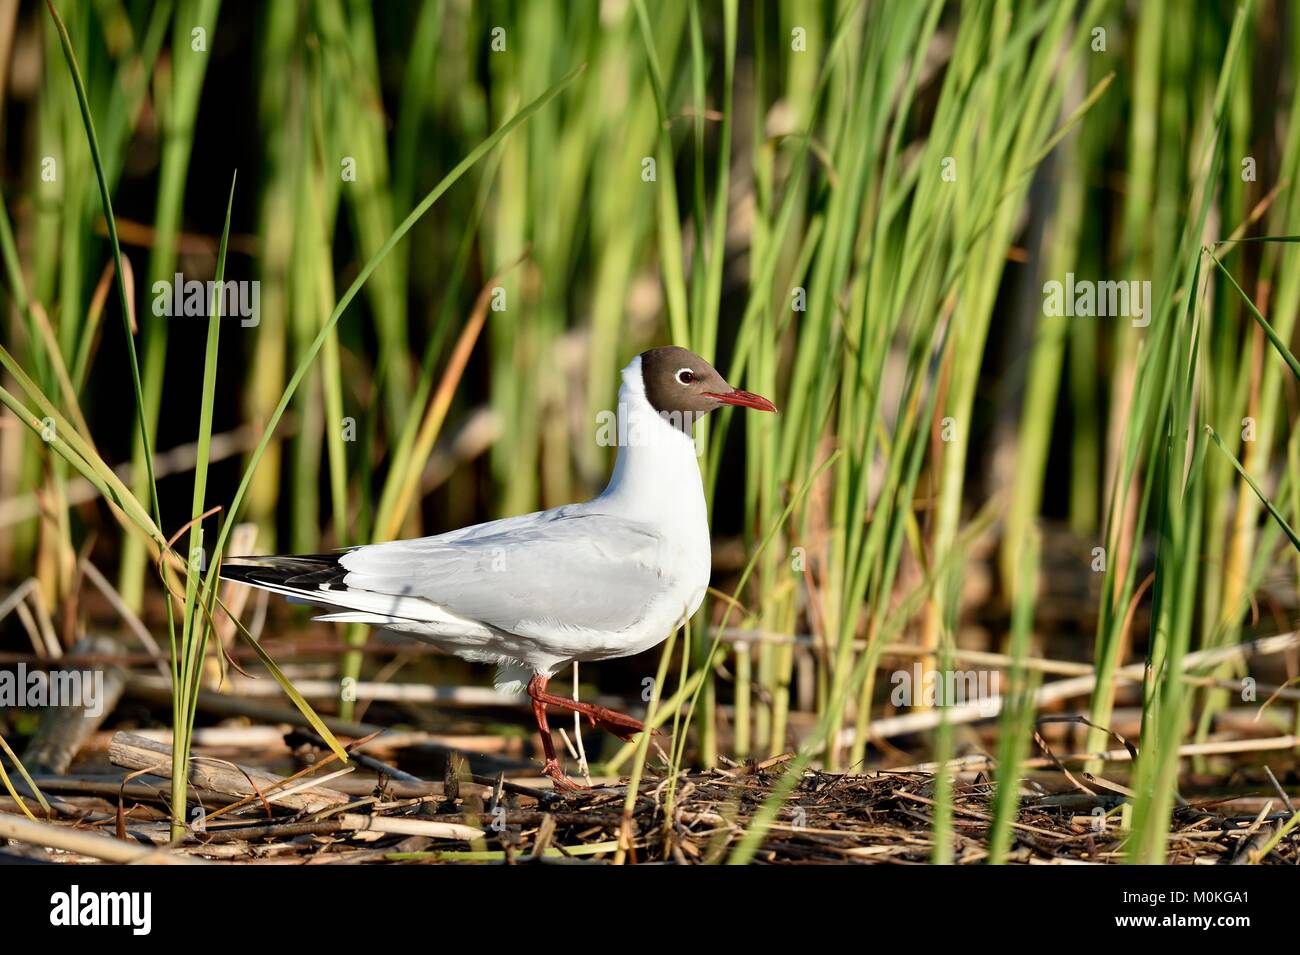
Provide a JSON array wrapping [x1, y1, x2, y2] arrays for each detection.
[[219, 554, 348, 589], [216, 561, 262, 584]]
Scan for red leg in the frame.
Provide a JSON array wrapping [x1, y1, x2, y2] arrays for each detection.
[[526, 673, 652, 742], [528, 676, 581, 791]]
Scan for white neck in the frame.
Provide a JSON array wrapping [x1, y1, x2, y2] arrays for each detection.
[[594, 356, 708, 530]]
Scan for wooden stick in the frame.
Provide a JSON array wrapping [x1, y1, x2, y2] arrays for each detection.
[[335, 813, 482, 840], [0, 811, 205, 864], [129, 671, 627, 709], [190, 812, 489, 844], [838, 630, 1300, 745], [886, 734, 1300, 773], [107, 731, 349, 813], [124, 675, 384, 738], [30, 773, 467, 800], [722, 629, 1300, 703], [190, 677, 521, 706]]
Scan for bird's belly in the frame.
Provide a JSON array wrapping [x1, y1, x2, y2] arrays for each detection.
[[570, 552, 709, 664]]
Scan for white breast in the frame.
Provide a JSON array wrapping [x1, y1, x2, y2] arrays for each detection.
[[570, 355, 713, 659]]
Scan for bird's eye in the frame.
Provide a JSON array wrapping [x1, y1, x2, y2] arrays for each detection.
[[676, 368, 695, 385]]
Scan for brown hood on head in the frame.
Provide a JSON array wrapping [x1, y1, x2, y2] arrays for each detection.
[[639, 346, 777, 424]]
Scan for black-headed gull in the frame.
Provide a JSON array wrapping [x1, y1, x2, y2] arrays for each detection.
[[221, 346, 776, 787]]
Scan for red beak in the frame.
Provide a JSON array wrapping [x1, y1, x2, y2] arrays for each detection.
[[705, 388, 778, 413]]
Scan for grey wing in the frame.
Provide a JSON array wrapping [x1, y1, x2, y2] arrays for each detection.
[[337, 511, 673, 634]]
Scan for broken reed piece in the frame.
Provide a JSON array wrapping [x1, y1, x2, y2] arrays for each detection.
[[188, 814, 486, 843], [334, 813, 482, 841], [0, 812, 204, 864], [107, 730, 350, 814]]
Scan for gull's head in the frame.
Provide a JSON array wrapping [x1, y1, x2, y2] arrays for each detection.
[[637, 346, 777, 417]]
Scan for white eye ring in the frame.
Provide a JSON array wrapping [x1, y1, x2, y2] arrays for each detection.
[[676, 368, 695, 385]]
